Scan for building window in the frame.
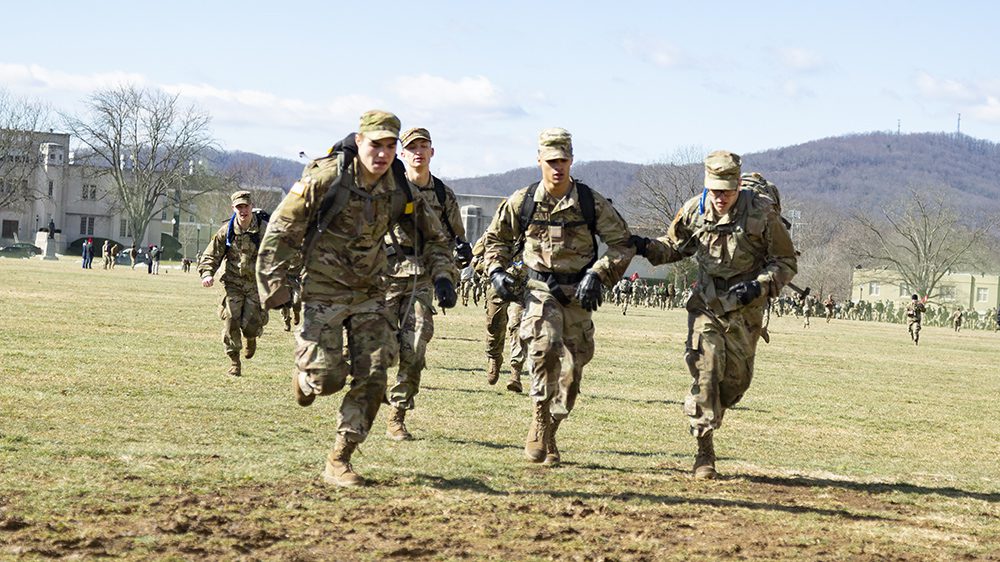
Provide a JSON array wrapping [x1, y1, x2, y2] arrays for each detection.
[[939, 286, 955, 300], [868, 281, 880, 296], [2, 220, 18, 239], [898, 283, 910, 297], [161, 209, 168, 220], [79, 216, 95, 236], [48, 180, 53, 197], [119, 219, 131, 238], [82, 184, 97, 199], [977, 288, 989, 303]]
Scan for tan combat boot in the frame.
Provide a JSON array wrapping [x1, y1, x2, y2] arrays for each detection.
[[283, 310, 292, 332], [293, 309, 300, 326], [385, 406, 413, 441], [486, 357, 501, 385], [244, 338, 256, 359], [542, 418, 561, 467], [693, 433, 717, 480], [506, 365, 523, 393], [323, 435, 364, 487], [227, 353, 242, 377], [524, 401, 550, 463]]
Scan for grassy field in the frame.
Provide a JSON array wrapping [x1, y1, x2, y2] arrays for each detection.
[[1, 257, 998, 560]]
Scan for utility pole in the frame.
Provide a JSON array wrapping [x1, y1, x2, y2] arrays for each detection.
[[957, 113, 962, 136], [897, 119, 901, 135]]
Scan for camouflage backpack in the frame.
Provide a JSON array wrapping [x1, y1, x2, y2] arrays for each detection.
[[740, 172, 791, 229]]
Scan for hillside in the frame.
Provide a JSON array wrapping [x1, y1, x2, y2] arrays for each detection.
[[219, 132, 1000, 217]]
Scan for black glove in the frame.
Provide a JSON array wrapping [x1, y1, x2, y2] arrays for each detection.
[[434, 278, 457, 309], [730, 280, 762, 305], [575, 271, 604, 312], [490, 269, 517, 302], [454, 239, 473, 269], [629, 235, 650, 257]]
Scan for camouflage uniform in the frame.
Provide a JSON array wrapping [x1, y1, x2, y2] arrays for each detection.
[[256, 111, 455, 486], [384, 132, 467, 416], [199, 195, 267, 372], [280, 254, 303, 331], [484, 128, 634, 466], [635, 152, 796, 479], [906, 297, 926, 344]]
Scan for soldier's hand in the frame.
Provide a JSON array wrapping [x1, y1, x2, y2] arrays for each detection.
[[454, 239, 473, 269], [490, 269, 517, 302], [575, 271, 604, 312], [628, 235, 650, 257], [730, 280, 762, 305], [434, 278, 457, 309], [201, 275, 214, 288]]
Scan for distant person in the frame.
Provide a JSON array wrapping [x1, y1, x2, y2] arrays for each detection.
[[102, 239, 112, 269], [950, 307, 963, 332], [199, 191, 268, 377], [146, 245, 154, 274], [630, 150, 797, 479], [129, 244, 138, 269], [181, 257, 192, 273], [48, 219, 55, 239], [824, 294, 836, 323], [151, 245, 161, 274], [81, 238, 93, 269], [906, 294, 926, 345], [109, 243, 120, 269]]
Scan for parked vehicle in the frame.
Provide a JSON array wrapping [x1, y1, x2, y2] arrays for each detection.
[[0, 243, 43, 259]]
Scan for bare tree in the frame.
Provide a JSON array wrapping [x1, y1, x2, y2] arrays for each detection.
[[850, 188, 997, 300], [0, 89, 50, 208], [623, 145, 704, 231], [61, 85, 217, 245]]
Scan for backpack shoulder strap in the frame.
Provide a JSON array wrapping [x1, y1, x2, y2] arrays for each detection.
[[574, 181, 597, 234], [432, 175, 456, 240], [517, 183, 540, 234]]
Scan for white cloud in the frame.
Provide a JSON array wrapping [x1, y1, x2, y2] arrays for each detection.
[[0, 63, 147, 93], [622, 36, 683, 68], [915, 71, 978, 102], [970, 96, 1000, 122], [392, 74, 525, 117], [777, 48, 825, 72]]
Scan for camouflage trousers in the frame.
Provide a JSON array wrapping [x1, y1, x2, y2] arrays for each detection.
[[908, 319, 921, 341], [295, 296, 398, 443], [385, 277, 435, 410], [485, 286, 509, 360], [521, 281, 595, 420], [219, 284, 266, 356], [507, 300, 526, 373], [280, 278, 302, 325], [683, 296, 764, 437]]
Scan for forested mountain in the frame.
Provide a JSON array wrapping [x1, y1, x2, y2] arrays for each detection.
[[221, 131, 1000, 218]]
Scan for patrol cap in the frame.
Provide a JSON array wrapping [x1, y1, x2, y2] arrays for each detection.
[[231, 190, 252, 206], [400, 127, 432, 148], [358, 110, 401, 141], [704, 150, 742, 191], [538, 127, 573, 160]]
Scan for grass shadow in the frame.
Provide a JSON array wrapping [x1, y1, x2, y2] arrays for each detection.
[[414, 474, 891, 521], [739, 473, 1000, 503]]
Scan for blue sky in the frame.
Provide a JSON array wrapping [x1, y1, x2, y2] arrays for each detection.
[[3, 1, 998, 178]]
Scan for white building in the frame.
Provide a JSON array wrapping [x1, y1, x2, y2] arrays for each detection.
[[0, 131, 165, 253]]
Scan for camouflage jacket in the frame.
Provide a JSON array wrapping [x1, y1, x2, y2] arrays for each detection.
[[256, 154, 456, 307], [644, 189, 797, 315], [483, 181, 635, 288], [906, 302, 926, 322], [386, 175, 465, 279], [198, 213, 264, 290]]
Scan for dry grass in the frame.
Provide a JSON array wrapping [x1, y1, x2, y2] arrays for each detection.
[[1, 257, 998, 560]]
